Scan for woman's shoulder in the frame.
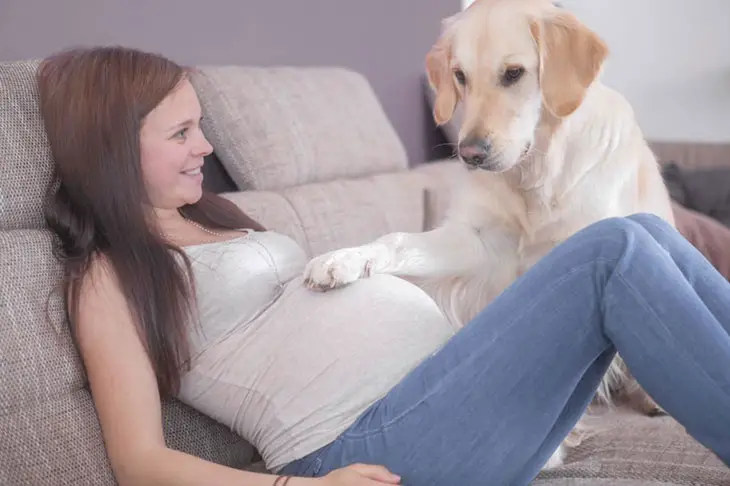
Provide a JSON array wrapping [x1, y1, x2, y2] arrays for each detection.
[[80, 253, 118, 291]]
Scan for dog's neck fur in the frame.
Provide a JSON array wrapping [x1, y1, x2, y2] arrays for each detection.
[[510, 82, 612, 197], [469, 80, 634, 238]]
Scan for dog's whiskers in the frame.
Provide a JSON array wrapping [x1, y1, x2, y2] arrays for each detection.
[[432, 142, 457, 149]]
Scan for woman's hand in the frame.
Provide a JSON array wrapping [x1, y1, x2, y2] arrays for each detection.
[[291, 463, 401, 485], [322, 464, 401, 485]]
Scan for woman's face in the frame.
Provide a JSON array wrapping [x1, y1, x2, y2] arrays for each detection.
[[140, 78, 213, 213]]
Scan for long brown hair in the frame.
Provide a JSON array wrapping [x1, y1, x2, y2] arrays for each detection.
[[37, 46, 264, 398]]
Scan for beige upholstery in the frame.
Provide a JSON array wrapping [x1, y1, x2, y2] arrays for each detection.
[[533, 409, 729, 485], [1, 58, 728, 485], [191, 66, 409, 191], [226, 171, 427, 257], [0, 60, 54, 230]]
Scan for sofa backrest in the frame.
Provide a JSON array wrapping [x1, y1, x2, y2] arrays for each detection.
[[0, 60, 54, 231], [190, 66, 409, 191]]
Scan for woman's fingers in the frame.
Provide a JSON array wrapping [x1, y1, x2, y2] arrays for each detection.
[[349, 463, 401, 484]]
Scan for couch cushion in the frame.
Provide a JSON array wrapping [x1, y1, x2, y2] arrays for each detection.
[[0, 229, 256, 484], [1, 390, 115, 485], [222, 190, 308, 250], [0, 230, 84, 411], [224, 172, 426, 258], [283, 172, 426, 257], [191, 66, 408, 191], [0, 59, 55, 231], [1, 389, 257, 486], [533, 409, 730, 485]]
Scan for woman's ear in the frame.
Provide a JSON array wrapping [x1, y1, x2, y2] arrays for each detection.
[[530, 10, 609, 118]]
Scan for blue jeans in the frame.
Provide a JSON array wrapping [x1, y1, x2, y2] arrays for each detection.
[[280, 214, 730, 485]]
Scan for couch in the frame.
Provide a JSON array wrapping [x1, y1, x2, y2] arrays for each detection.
[[2, 59, 729, 485]]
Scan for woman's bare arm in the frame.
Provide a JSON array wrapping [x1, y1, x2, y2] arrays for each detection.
[[73, 258, 305, 486]]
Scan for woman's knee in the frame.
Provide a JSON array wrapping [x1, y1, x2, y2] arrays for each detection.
[[626, 212, 673, 231], [581, 215, 644, 240], [625, 213, 684, 250], [583, 214, 671, 243], [574, 216, 659, 262]]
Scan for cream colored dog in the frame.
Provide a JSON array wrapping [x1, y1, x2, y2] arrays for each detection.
[[304, 0, 675, 469]]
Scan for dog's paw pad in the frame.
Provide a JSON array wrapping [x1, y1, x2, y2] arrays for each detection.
[[303, 249, 372, 290]]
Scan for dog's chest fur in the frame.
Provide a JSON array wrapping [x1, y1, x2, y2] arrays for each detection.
[[417, 84, 671, 329], [429, 149, 633, 328]]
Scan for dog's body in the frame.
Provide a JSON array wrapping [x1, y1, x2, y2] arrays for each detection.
[[304, 0, 675, 470], [394, 82, 674, 328]]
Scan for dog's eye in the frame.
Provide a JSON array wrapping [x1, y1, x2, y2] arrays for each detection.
[[453, 68, 467, 86], [501, 66, 525, 86]]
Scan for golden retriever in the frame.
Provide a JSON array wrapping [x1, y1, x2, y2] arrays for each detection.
[[303, 0, 675, 469]]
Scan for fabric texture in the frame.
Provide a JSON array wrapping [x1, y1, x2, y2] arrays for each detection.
[[0, 230, 84, 411], [534, 409, 730, 485], [0, 391, 258, 486], [282, 215, 730, 485], [1, 390, 116, 486], [0, 59, 55, 231], [190, 66, 408, 191]]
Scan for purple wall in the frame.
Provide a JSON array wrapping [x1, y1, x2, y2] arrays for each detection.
[[0, 0, 460, 163]]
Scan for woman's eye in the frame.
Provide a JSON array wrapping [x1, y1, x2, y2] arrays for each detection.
[[453, 69, 467, 86], [173, 128, 188, 139]]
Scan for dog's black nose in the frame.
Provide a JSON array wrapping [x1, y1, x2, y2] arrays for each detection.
[[458, 138, 491, 167]]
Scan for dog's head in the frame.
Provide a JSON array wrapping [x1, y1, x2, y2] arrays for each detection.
[[426, 0, 608, 172]]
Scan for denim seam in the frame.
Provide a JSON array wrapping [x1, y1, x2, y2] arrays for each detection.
[[342, 258, 615, 440]]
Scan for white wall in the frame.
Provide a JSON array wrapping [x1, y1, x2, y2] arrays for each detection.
[[461, 0, 730, 142]]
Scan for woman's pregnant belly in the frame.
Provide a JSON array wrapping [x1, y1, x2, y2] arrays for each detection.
[[178, 274, 457, 470]]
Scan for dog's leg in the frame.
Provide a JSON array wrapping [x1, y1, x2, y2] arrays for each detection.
[[303, 222, 488, 291], [595, 356, 665, 416]]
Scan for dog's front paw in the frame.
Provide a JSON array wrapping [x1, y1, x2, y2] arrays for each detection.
[[303, 245, 389, 291]]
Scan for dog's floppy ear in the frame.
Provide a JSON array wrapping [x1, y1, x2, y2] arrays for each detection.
[[530, 10, 608, 118], [426, 17, 458, 125]]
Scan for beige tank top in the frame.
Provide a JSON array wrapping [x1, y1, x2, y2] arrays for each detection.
[[177, 231, 455, 471]]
